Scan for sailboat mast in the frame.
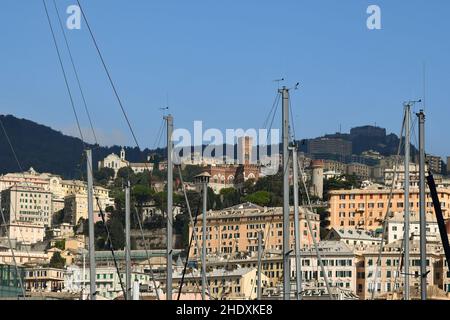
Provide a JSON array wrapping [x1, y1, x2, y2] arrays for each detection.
[[291, 147, 302, 300], [86, 149, 96, 300], [403, 104, 411, 300], [418, 110, 427, 300], [125, 181, 132, 300], [280, 86, 291, 300], [165, 115, 174, 300]]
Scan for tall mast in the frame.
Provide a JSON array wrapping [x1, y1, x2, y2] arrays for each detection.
[[291, 147, 302, 300], [257, 230, 263, 300], [418, 110, 427, 300], [280, 86, 291, 300], [403, 104, 411, 300], [165, 114, 174, 300], [201, 179, 208, 300], [86, 149, 96, 300], [125, 181, 132, 300]]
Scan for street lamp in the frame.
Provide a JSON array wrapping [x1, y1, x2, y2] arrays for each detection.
[[194, 172, 210, 300]]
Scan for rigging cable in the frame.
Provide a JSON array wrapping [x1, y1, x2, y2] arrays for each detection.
[[176, 165, 212, 298], [42, 0, 85, 146], [76, 0, 140, 151], [177, 206, 200, 300], [52, 0, 98, 145], [0, 205, 26, 297], [96, 197, 128, 299], [131, 202, 161, 300], [370, 112, 406, 299]]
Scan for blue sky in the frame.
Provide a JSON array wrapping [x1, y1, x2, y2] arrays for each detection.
[[1, 0, 449, 158]]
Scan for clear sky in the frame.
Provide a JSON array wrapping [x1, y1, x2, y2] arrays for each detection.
[[1, 0, 449, 158]]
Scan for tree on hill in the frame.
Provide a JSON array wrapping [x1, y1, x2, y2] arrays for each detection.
[[243, 191, 271, 206], [219, 188, 241, 208], [49, 252, 66, 269], [94, 167, 115, 186]]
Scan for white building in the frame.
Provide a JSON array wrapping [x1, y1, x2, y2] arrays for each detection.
[[64, 265, 155, 300], [98, 148, 153, 177], [384, 163, 429, 188], [385, 211, 440, 244], [292, 241, 358, 294], [325, 228, 382, 248]]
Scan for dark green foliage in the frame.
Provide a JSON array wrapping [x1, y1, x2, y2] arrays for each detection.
[[94, 167, 115, 186], [54, 240, 65, 250], [220, 188, 241, 208], [243, 191, 271, 206], [49, 252, 66, 269]]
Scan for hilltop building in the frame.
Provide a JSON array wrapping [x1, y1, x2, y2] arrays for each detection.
[[98, 147, 153, 177]]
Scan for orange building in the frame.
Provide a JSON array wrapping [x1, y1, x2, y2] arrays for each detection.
[[328, 187, 450, 231], [189, 203, 320, 256]]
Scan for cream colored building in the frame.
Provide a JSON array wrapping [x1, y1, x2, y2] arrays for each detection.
[[0, 222, 45, 244], [25, 267, 66, 292], [346, 163, 370, 180], [0, 183, 53, 226], [190, 203, 320, 256], [0, 249, 48, 265], [98, 147, 153, 177], [64, 192, 112, 225], [0, 168, 113, 218], [357, 240, 442, 299], [172, 267, 268, 300], [384, 163, 426, 188]]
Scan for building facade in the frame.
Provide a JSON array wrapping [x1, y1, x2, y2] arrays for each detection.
[[327, 187, 450, 231], [189, 203, 320, 257], [0, 183, 53, 227]]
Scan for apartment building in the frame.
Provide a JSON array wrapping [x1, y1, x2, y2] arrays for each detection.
[[384, 163, 423, 188], [347, 163, 371, 180], [386, 211, 439, 244], [189, 203, 320, 257], [0, 183, 53, 227], [323, 160, 347, 174], [0, 168, 113, 221], [327, 187, 450, 231], [0, 249, 48, 265], [292, 241, 358, 293], [64, 192, 112, 225], [426, 155, 443, 174], [0, 222, 45, 244], [65, 265, 154, 300], [357, 240, 442, 299], [172, 267, 268, 300], [25, 267, 66, 292]]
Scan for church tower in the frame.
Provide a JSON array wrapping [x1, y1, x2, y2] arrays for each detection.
[[120, 147, 126, 161]]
